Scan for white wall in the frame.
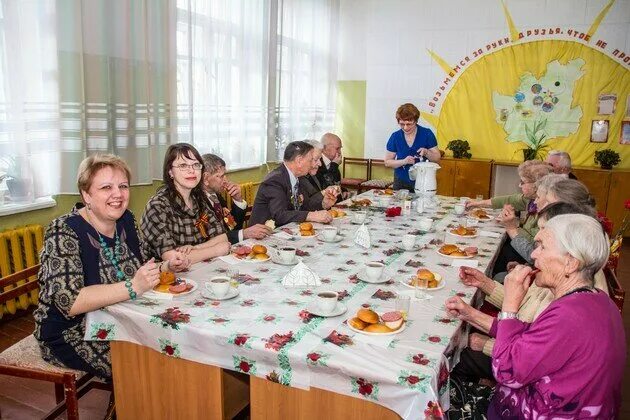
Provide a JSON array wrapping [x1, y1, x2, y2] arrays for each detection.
[[338, 0, 630, 159]]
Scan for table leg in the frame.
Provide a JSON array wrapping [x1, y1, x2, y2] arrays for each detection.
[[111, 341, 249, 420]]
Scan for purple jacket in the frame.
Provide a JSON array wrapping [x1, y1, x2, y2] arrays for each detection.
[[488, 290, 625, 419]]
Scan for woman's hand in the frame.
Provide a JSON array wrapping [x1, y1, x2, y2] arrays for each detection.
[[499, 205, 519, 230], [469, 333, 490, 352], [459, 267, 486, 288], [402, 155, 416, 166], [465, 200, 483, 209], [215, 240, 231, 257], [503, 264, 533, 312], [445, 296, 476, 323], [131, 258, 160, 296], [165, 250, 191, 272]]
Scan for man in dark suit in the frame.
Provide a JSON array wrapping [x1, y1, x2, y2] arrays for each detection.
[[546, 150, 578, 180], [250, 141, 334, 227], [300, 140, 339, 210], [316, 133, 343, 189], [202, 154, 272, 244]]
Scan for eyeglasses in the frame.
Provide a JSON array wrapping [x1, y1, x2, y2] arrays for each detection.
[[173, 163, 202, 171], [519, 180, 532, 186], [398, 121, 415, 127]]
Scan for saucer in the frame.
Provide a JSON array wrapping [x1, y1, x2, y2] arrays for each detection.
[[271, 255, 301, 266], [350, 218, 372, 225], [307, 302, 347, 317], [200, 287, 239, 301], [357, 269, 391, 284], [317, 234, 344, 243]]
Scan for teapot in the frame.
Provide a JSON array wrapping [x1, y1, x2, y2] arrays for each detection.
[[409, 161, 441, 211]]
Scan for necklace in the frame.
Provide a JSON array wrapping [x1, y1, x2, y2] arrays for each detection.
[[84, 209, 136, 299]]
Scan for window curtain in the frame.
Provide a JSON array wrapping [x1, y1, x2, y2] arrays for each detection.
[[274, 0, 339, 159], [176, 0, 270, 169], [0, 0, 172, 204]]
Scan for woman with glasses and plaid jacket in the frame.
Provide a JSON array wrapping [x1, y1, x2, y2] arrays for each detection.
[[140, 143, 230, 271]]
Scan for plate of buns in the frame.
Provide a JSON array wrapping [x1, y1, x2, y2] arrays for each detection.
[[232, 244, 271, 262], [290, 223, 317, 238], [328, 208, 347, 219], [448, 225, 478, 238], [153, 273, 198, 296], [436, 244, 474, 259], [347, 309, 406, 336], [400, 268, 445, 291], [467, 208, 491, 220]]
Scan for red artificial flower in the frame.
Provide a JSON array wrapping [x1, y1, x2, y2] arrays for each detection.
[[385, 206, 402, 217]]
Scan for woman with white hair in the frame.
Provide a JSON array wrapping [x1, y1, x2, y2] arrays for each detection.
[[447, 214, 625, 418]]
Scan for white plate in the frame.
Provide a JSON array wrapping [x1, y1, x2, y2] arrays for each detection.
[[399, 273, 445, 291], [466, 212, 492, 221], [356, 269, 391, 284], [350, 218, 373, 225], [231, 253, 271, 263], [152, 279, 198, 297], [282, 228, 318, 239], [271, 255, 301, 266], [307, 302, 347, 317], [317, 234, 344, 243], [447, 230, 479, 239], [436, 249, 473, 259], [348, 321, 407, 336], [200, 287, 240, 301]]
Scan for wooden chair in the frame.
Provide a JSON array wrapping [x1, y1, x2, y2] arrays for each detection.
[[0, 265, 111, 420], [341, 157, 369, 192], [603, 266, 625, 313], [360, 159, 394, 191]]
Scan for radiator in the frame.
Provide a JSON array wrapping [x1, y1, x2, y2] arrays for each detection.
[[0, 225, 43, 318]]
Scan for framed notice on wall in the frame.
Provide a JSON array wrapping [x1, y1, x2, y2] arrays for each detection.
[[621, 121, 630, 145], [597, 94, 616, 115], [590, 120, 609, 143]]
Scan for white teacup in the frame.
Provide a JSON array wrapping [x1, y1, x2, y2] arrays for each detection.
[[419, 217, 433, 232], [380, 196, 393, 207], [316, 291, 338, 314], [278, 246, 296, 263], [365, 261, 385, 281], [353, 211, 367, 224], [454, 203, 466, 215], [402, 234, 416, 250], [321, 226, 338, 241], [206, 276, 230, 297]]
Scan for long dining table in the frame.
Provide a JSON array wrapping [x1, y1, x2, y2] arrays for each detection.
[[85, 191, 505, 419]]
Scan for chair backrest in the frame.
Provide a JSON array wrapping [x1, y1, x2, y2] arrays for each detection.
[[0, 264, 40, 305], [368, 159, 387, 180], [603, 266, 625, 313], [341, 157, 369, 179]]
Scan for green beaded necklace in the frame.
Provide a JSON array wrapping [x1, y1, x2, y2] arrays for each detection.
[[87, 210, 137, 300]]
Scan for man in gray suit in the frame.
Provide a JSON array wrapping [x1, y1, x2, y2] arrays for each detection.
[[250, 141, 334, 227]]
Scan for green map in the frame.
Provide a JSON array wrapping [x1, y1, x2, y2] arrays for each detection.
[[492, 58, 585, 146]]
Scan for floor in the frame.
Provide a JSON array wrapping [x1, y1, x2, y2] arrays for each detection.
[[1, 243, 629, 419]]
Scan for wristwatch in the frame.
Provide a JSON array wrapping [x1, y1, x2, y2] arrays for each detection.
[[497, 311, 519, 321]]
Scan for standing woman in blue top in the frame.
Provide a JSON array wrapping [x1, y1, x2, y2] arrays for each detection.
[[384, 103, 440, 191]]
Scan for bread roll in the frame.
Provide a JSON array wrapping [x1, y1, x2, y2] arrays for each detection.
[[300, 230, 315, 236], [265, 219, 276, 230], [253, 253, 269, 260], [363, 324, 392, 333], [348, 317, 367, 330], [357, 309, 379, 324], [252, 244, 267, 255], [450, 250, 467, 257], [299, 222, 313, 231], [416, 268, 435, 282], [439, 244, 459, 255]]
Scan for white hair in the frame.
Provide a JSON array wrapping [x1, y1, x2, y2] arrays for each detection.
[[547, 150, 572, 169], [536, 173, 567, 193], [304, 139, 323, 150], [543, 214, 609, 281]]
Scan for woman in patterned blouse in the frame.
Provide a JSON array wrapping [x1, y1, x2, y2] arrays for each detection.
[[141, 143, 230, 269], [34, 154, 167, 379]]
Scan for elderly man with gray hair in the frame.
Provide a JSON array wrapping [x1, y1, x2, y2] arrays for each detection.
[[545, 150, 577, 179], [316, 133, 343, 189]]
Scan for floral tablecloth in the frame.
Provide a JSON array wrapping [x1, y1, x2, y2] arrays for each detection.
[[85, 192, 504, 420]]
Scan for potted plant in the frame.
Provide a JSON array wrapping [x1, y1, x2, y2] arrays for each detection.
[[594, 149, 620, 170], [520, 119, 549, 161], [0, 156, 33, 202], [446, 139, 472, 159]]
